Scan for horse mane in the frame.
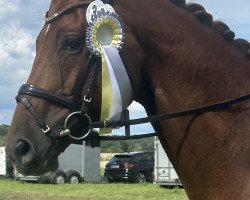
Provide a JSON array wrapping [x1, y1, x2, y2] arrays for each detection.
[[170, 0, 250, 59]]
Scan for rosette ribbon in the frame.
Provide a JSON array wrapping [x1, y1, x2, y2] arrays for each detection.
[[86, 3, 132, 134]]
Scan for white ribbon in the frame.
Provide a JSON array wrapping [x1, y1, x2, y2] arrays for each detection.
[[100, 45, 132, 133]]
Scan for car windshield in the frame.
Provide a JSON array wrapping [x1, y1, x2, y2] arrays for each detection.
[[110, 155, 133, 162]]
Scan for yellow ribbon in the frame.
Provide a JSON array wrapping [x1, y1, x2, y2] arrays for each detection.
[[100, 47, 112, 134]]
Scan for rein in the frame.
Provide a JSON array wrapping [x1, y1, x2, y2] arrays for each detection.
[[91, 93, 250, 129], [17, 81, 250, 141], [16, 0, 250, 143]]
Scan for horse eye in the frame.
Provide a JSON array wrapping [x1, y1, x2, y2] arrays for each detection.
[[63, 36, 83, 52]]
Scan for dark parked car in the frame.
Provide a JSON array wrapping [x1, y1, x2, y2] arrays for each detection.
[[104, 152, 154, 183]]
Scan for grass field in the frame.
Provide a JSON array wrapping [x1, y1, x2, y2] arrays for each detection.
[[0, 180, 188, 200]]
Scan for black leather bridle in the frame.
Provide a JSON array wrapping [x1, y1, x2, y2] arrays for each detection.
[[16, 0, 250, 143], [16, 53, 100, 140]]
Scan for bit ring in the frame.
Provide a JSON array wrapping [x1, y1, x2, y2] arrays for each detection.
[[64, 111, 92, 140]]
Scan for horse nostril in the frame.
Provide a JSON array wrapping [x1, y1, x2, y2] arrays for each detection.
[[15, 140, 31, 158]]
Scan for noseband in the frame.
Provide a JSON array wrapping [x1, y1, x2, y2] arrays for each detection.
[[16, 0, 250, 143]]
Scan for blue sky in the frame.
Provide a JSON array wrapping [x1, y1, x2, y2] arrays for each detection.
[[0, 0, 249, 134]]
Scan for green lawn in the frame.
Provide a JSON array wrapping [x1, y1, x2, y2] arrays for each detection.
[[0, 180, 188, 200]]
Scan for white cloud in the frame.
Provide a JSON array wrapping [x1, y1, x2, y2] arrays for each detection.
[[0, 0, 48, 125], [128, 101, 146, 113], [0, 22, 34, 101], [0, 0, 20, 22], [0, 14, 35, 117], [0, 22, 34, 63]]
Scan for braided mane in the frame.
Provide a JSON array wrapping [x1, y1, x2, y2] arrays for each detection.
[[170, 0, 250, 59]]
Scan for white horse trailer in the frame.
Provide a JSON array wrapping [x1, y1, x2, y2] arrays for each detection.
[[15, 142, 101, 184], [154, 137, 181, 186], [0, 146, 13, 178], [0, 146, 6, 176]]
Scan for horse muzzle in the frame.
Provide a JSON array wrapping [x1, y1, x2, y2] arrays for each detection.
[[7, 137, 59, 175]]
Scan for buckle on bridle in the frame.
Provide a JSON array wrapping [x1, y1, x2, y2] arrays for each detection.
[[83, 95, 91, 103], [42, 125, 51, 133], [103, 120, 109, 128]]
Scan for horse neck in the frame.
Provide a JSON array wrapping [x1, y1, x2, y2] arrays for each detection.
[[120, 1, 250, 198]]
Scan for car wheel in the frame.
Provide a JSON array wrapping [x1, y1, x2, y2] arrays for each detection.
[[68, 173, 81, 184], [135, 172, 146, 183], [54, 173, 66, 184], [107, 177, 114, 183]]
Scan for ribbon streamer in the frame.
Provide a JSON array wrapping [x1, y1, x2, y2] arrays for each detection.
[[100, 45, 132, 134], [86, 1, 131, 134]]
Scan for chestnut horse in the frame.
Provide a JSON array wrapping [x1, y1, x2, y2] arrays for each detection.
[[6, 0, 250, 199]]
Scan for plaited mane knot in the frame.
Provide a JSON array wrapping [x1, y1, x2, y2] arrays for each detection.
[[223, 30, 235, 42], [232, 39, 250, 59], [246, 50, 250, 59], [212, 21, 235, 41], [186, 3, 212, 25], [232, 39, 250, 52], [170, 0, 186, 8], [186, 3, 205, 12], [194, 10, 212, 25]]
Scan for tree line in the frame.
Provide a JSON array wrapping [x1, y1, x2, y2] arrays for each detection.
[[0, 124, 9, 146], [100, 137, 154, 153]]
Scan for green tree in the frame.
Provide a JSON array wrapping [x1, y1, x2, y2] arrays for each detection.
[[0, 124, 10, 146], [134, 143, 143, 151], [101, 141, 124, 153], [101, 137, 154, 153]]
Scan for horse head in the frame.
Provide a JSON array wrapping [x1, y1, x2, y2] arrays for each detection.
[[6, 0, 146, 175]]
